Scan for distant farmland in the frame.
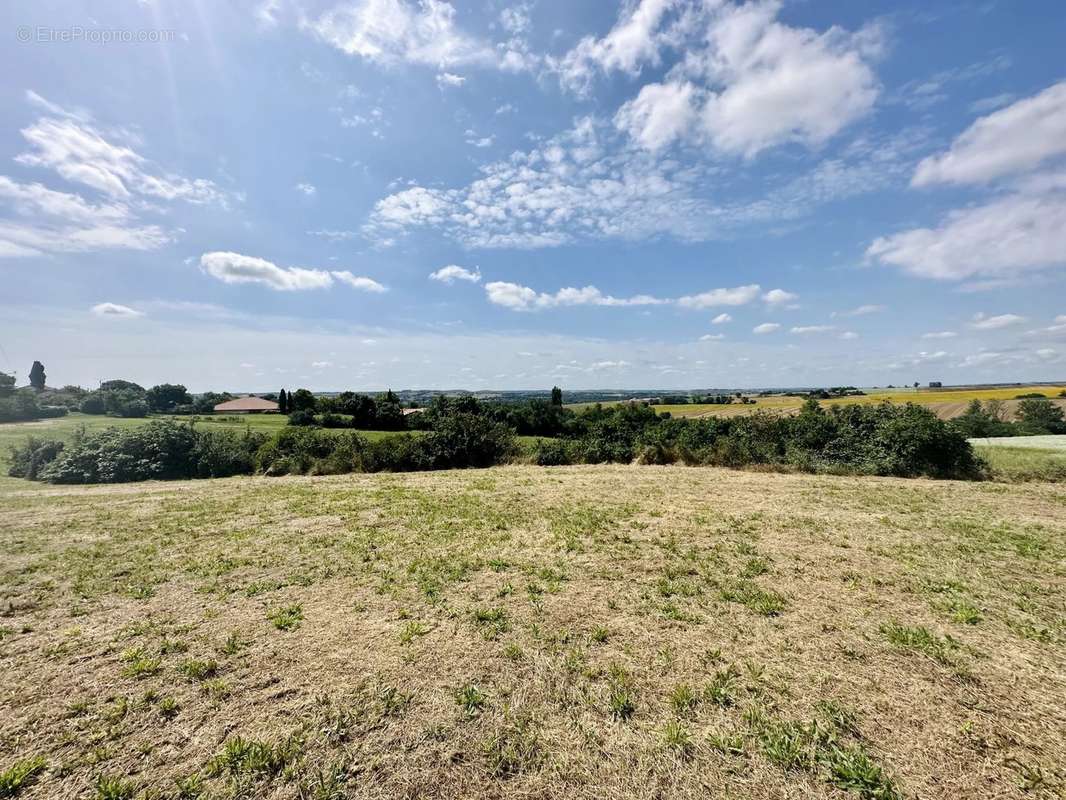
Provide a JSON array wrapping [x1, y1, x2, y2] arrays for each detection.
[[650, 385, 1066, 420]]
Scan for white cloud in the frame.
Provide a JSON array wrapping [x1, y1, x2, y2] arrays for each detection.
[[711, 312, 732, 324], [922, 331, 957, 339], [17, 111, 228, 205], [200, 251, 334, 291], [790, 325, 835, 334], [614, 80, 699, 152], [256, 0, 283, 27], [867, 190, 1066, 280], [677, 284, 761, 309], [839, 331, 859, 340], [699, 333, 725, 341], [969, 93, 1015, 114], [295, 182, 317, 196], [495, 103, 516, 115], [970, 312, 1024, 330], [753, 323, 780, 334], [555, 0, 677, 95], [306, 0, 496, 69], [368, 185, 451, 229], [600, 1, 881, 157], [429, 264, 481, 284], [365, 115, 916, 249], [0, 176, 128, 224], [485, 281, 667, 311], [913, 82, 1066, 186], [832, 303, 884, 317], [0, 175, 171, 256], [762, 288, 798, 306], [1035, 348, 1058, 360], [436, 71, 466, 88], [91, 302, 144, 318], [331, 271, 387, 292], [307, 229, 358, 241], [311, 360, 333, 368], [465, 133, 495, 148], [0, 94, 229, 258]]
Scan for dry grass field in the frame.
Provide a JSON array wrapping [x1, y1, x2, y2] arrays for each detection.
[[1, 465, 1065, 799]]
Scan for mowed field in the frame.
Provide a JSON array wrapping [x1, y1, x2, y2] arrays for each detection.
[[651, 385, 1066, 420], [1, 464, 1064, 799]]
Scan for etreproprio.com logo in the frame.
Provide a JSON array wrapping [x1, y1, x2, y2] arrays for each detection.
[[17, 25, 177, 44]]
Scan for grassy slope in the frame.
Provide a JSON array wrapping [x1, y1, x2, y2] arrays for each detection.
[[1, 466, 1064, 798]]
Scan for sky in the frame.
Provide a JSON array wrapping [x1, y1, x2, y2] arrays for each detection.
[[1, 0, 1064, 392]]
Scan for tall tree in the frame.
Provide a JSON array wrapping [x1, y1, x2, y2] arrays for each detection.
[[146, 384, 192, 412], [279, 388, 288, 414], [550, 386, 563, 406], [0, 371, 14, 398], [28, 361, 46, 391], [290, 388, 316, 412]]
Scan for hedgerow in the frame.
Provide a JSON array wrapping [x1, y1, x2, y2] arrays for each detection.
[[9, 399, 980, 484]]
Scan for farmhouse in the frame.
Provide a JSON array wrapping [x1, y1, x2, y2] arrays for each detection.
[[213, 395, 279, 413]]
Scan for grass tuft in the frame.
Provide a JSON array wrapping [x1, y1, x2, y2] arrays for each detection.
[[268, 603, 304, 631], [0, 757, 46, 798]]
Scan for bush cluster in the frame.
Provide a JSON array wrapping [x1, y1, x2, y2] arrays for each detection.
[[530, 399, 980, 479], [0, 390, 68, 423], [951, 397, 1066, 437], [9, 421, 265, 483], [10, 398, 982, 485], [11, 414, 515, 484]]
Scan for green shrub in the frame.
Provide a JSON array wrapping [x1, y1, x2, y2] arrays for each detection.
[[7, 438, 65, 479], [531, 438, 576, 466], [34, 422, 264, 484], [79, 393, 107, 415]]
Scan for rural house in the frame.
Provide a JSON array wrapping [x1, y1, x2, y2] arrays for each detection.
[[213, 395, 279, 413]]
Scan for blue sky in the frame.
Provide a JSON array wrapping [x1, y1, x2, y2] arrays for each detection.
[[1, 0, 1064, 391]]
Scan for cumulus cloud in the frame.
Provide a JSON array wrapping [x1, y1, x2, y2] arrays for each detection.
[[762, 288, 798, 306], [485, 281, 667, 311], [307, 0, 531, 71], [677, 284, 761, 309], [912, 82, 1066, 186], [602, 0, 881, 157], [555, 0, 677, 95], [867, 190, 1066, 280], [429, 264, 481, 283], [753, 322, 780, 334], [832, 304, 884, 317], [295, 182, 317, 196], [200, 252, 333, 291], [332, 271, 387, 292], [199, 252, 386, 293], [790, 325, 835, 334], [91, 302, 144, 318], [970, 312, 1025, 330], [711, 312, 732, 324], [436, 71, 466, 88]]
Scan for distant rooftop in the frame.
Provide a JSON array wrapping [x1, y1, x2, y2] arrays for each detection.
[[213, 395, 279, 413]]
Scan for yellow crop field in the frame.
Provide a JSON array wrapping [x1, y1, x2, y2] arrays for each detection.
[[655, 385, 1066, 419]]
